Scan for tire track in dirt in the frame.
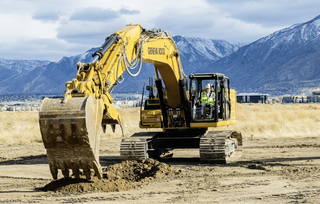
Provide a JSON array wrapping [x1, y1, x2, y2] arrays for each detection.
[[244, 144, 320, 149]]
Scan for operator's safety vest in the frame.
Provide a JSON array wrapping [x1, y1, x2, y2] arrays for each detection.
[[201, 92, 215, 105]]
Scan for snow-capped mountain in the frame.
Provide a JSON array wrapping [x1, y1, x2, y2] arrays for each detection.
[[0, 37, 241, 94], [0, 48, 99, 94], [207, 15, 320, 95], [173, 36, 242, 62], [0, 58, 50, 72], [0, 59, 50, 91]]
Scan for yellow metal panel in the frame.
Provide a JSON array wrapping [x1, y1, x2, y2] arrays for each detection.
[[229, 89, 237, 120], [140, 109, 162, 122], [140, 109, 163, 128]]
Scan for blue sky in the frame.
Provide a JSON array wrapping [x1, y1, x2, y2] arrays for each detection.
[[0, 0, 319, 61]]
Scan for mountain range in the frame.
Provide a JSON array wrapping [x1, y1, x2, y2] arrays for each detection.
[[0, 37, 241, 94], [209, 15, 320, 95], [1, 15, 320, 96]]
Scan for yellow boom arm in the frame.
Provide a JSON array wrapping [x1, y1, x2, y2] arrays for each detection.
[[62, 24, 186, 132]]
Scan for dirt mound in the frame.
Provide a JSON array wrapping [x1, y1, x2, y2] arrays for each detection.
[[42, 159, 181, 193]]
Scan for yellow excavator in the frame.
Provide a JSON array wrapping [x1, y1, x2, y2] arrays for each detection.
[[39, 24, 242, 180]]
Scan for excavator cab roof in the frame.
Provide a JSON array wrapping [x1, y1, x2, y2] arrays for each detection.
[[189, 73, 228, 81]]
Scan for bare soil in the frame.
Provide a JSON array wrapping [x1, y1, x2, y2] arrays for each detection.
[[42, 159, 181, 193], [1, 137, 320, 203]]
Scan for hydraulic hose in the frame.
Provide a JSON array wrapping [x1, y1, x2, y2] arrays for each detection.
[[118, 36, 146, 77]]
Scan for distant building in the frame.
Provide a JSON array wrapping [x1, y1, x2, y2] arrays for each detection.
[[114, 100, 140, 107], [237, 93, 268, 103], [307, 96, 320, 103], [8, 106, 15, 111], [307, 92, 320, 103], [282, 96, 307, 103]]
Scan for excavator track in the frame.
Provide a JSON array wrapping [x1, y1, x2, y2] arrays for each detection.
[[120, 132, 157, 161], [120, 131, 242, 163], [39, 96, 104, 180], [200, 130, 242, 163]]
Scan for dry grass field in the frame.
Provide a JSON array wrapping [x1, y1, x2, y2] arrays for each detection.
[[216, 103, 320, 138], [1, 103, 320, 144], [0, 111, 42, 144]]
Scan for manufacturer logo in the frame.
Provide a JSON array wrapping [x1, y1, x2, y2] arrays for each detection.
[[148, 47, 165, 55]]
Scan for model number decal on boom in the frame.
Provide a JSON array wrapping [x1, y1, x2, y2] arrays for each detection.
[[148, 47, 165, 55]]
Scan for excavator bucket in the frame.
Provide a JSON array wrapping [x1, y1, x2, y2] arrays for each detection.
[[39, 96, 104, 180]]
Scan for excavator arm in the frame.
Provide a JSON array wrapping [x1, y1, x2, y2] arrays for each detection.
[[62, 25, 145, 132]]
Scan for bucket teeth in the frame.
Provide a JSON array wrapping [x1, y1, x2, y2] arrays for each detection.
[[72, 169, 81, 179], [62, 169, 70, 179], [49, 163, 58, 180], [45, 150, 103, 180], [39, 96, 103, 180], [93, 161, 102, 179], [84, 169, 92, 180]]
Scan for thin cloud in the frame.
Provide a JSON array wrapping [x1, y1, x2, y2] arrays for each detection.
[[119, 8, 140, 15], [70, 7, 120, 22], [0, 38, 88, 61], [151, 7, 278, 43], [205, 0, 320, 27], [32, 10, 61, 23], [152, 8, 214, 37], [56, 18, 125, 45], [69, 7, 140, 22], [58, 7, 140, 44]]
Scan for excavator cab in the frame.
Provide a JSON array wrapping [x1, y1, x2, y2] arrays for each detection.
[[189, 73, 232, 123], [140, 73, 236, 129]]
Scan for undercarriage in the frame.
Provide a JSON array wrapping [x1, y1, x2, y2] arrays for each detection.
[[120, 130, 242, 163]]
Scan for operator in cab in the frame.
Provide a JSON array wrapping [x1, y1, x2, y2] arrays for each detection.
[[201, 83, 215, 105], [200, 83, 215, 118]]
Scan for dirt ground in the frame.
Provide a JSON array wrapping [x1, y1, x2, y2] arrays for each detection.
[[1, 136, 320, 203]]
